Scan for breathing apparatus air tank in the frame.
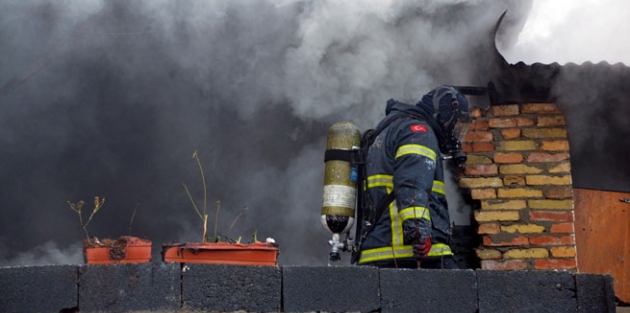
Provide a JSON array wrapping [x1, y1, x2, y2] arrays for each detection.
[[321, 121, 361, 262]]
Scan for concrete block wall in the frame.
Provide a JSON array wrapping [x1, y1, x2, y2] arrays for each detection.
[[282, 265, 380, 313], [182, 264, 281, 312], [78, 263, 180, 312], [0, 265, 77, 312], [0, 264, 616, 313], [460, 103, 577, 271]]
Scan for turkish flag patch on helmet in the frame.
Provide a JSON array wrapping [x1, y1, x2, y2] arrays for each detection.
[[410, 124, 427, 132]]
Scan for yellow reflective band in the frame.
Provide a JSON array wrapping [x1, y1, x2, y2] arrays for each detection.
[[432, 180, 446, 195], [388, 188, 404, 247], [399, 206, 431, 222], [395, 144, 436, 161], [358, 245, 413, 264], [367, 174, 393, 189], [428, 243, 454, 257]]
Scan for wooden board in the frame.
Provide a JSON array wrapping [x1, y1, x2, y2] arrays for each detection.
[[574, 188, 630, 303]]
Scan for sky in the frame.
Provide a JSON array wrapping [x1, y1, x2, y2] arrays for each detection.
[[501, 0, 630, 65]]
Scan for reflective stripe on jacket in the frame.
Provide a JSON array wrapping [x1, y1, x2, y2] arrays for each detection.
[[358, 100, 453, 265]]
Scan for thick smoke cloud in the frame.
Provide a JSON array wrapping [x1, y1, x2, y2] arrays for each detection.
[[501, 0, 630, 65], [0, 0, 529, 265]]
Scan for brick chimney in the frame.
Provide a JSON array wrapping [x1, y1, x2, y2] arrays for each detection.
[[460, 103, 577, 271]]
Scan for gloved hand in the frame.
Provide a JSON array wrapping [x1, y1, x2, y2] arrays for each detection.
[[412, 235, 431, 261], [403, 219, 432, 261]]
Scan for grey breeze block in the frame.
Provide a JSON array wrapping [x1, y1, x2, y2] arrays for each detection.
[[0, 264, 78, 313], [78, 262, 180, 313], [182, 264, 282, 313], [380, 268, 478, 313], [477, 270, 577, 313], [282, 265, 380, 313]]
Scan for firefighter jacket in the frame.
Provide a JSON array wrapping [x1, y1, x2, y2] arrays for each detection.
[[358, 99, 453, 265]]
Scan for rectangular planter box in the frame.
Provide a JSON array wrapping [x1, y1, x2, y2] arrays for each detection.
[[162, 242, 279, 266], [84, 236, 152, 265]]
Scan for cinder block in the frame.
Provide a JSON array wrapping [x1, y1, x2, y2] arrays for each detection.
[[79, 263, 180, 312], [576, 273, 616, 313], [182, 264, 281, 312], [477, 270, 577, 313], [0, 265, 78, 313], [282, 265, 380, 313], [380, 268, 477, 313]]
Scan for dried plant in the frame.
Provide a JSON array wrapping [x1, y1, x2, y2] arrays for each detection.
[[68, 196, 105, 243], [183, 151, 254, 244], [183, 150, 214, 243], [228, 206, 249, 235], [213, 200, 221, 242], [128, 203, 139, 237]]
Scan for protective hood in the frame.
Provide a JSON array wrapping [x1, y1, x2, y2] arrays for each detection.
[[416, 85, 471, 163]]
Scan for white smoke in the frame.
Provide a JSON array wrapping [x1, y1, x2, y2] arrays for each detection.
[[501, 0, 630, 65], [0, 241, 83, 266]]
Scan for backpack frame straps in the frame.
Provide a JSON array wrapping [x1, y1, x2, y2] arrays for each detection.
[[324, 149, 353, 163], [352, 112, 414, 264]]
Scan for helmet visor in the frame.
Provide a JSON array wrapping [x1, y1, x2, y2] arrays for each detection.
[[453, 115, 471, 143]]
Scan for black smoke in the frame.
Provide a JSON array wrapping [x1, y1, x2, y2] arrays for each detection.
[[0, 0, 531, 265], [553, 63, 630, 193]]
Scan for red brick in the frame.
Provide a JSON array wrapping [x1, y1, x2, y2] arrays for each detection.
[[523, 103, 561, 114], [544, 187, 573, 199], [482, 259, 528, 270], [529, 211, 574, 222], [527, 152, 570, 163], [470, 119, 489, 130], [471, 108, 483, 118], [501, 129, 521, 139], [529, 235, 574, 246], [483, 235, 529, 247], [515, 118, 535, 126], [550, 222, 574, 233], [465, 164, 498, 176], [534, 259, 576, 270], [489, 118, 517, 128], [472, 142, 495, 152], [478, 223, 501, 234], [462, 143, 472, 153], [464, 131, 493, 142], [494, 153, 524, 163]]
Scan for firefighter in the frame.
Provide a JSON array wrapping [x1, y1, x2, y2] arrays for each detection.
[[357, 85, 470, 269]]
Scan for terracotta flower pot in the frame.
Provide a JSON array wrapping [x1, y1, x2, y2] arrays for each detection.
[[162, 241, 279, 266], [83, 236, 152, 265]]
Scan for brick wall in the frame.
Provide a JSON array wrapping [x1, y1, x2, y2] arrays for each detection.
[[459, 103, 577, 271]]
